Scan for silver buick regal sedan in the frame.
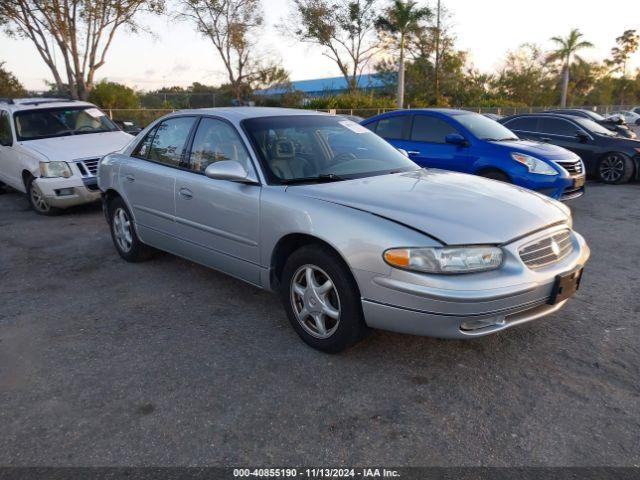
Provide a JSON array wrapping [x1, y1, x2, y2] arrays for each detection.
[[98, 108, 590, 352]]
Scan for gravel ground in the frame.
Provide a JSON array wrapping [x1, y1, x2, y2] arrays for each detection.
[[0, 183, 639, 467]]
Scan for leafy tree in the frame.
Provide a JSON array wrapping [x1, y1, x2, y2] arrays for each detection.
[[285, 0, 379, 92], [88, 80, 139, 109], [375, 0, 431, 108], [0, 61, 26, 97], [547, 28, 593, 107], [0, 0, 165, 100], [607, 29, 640, 77], [177, 0, 288, 102]]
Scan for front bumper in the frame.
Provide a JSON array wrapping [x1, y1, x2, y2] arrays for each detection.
[[358, 225, 590, 339], [34, 176, 101, 209]]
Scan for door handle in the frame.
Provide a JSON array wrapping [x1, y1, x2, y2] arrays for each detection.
[[125, 174, 135, 182], [407, 150, 421, 155], [179, 187, 193, 199]]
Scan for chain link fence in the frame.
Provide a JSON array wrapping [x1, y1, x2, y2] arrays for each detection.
[[107, 105, 638, 127]]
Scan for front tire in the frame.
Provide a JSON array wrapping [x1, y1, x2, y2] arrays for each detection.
[[597, 153, 633, 184], [108, 197, 155, 262], [26, 176, 60, 215], [280, 245, 368, 353]]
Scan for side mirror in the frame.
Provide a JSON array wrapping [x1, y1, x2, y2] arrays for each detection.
[[204, 160, 256, 183], [397, 148, 409, 157], [575, 131, 589, 143], [445, 133, 468, 146]]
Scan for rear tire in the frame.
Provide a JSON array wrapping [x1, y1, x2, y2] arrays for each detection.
[[280, 245, 368, 353], [26, 176, 61, 215], [479, 170, 511, 183], [597, 153, 633, 184], [108, 196, 155, 262]]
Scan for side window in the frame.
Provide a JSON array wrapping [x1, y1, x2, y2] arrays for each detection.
[[504, 117, 539, 132], [410, 115, 459, 143], [375, 116, 408, 139], [132, 125, 158, 159], [189, 117, 252, 173], [147, 117, 197, 167], [364, 120, 378, 132], [0, 111, 12, 146], [539, 118, 578, 136]]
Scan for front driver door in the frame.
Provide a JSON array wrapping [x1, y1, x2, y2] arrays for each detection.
[[120, 116, 197, 248], [172, 116, 262, 285]]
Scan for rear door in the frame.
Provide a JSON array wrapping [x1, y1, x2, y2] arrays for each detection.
[[537, 117, 596, 164], [120, 116, 197, 248], [172, 116, 262, 285]]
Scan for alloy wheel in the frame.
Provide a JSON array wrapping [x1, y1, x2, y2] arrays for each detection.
[[599, 154, 625, 183], [29, 182, 50, 213], [113, 207, 133, 252], [290, 264, 341, 339]]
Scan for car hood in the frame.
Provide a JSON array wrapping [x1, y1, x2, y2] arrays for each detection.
[[20, 131, 133, 162], [287, 169, 570, 245], [490, 139, 578, 160]]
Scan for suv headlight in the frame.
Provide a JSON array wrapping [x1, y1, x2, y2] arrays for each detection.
[[511, 153, 558, 175], [384, 246, 503, 274], [39, 161, 72, 178]]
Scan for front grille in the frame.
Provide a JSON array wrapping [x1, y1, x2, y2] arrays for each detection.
[[75, 158, 100, 177], [519, 230, 573, 269], [554, 159, 583, 176]]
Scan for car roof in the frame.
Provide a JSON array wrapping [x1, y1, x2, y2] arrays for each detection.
[[166, 107, 328, 122], [0, 98, 95, 112], [501, 112, 583, 122], [362, 108, 476, 122]]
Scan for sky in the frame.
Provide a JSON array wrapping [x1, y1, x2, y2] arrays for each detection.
[[1, 0, 640, 91]]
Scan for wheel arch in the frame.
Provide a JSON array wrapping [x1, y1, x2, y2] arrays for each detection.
[[269, 233, 359, 294], [475, 166, 512, 181]]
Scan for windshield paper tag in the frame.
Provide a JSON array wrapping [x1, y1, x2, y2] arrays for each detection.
[[85, 108, 105, 118], [339, 120, 369, 134]]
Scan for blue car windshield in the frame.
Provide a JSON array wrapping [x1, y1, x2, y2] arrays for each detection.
[[242, 115, 420, 184], [455, 113, 519, 141]]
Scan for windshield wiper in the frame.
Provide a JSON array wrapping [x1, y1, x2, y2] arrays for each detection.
[[281, 173, 347, 185]]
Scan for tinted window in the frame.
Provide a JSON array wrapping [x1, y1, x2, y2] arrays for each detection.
[[132, 125, 158, 159], [243, 115, 418, 183], [539, 118, 579, 136], [504, 117, 539, 132], [0, 111, 12, 145], [364, 120, 378, 132], [376, 116, 407, 139], [573, 117, 616, 136], [147, 117, 196, 167], [189, 118, 252, 173], [455, 113, 518, 141], [410, 115, 458, 143]]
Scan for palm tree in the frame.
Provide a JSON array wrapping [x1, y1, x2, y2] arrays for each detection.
[[376, 0, 431, 108], [548, 28, 593, 107]]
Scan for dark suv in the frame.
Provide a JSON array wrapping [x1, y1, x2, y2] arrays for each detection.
[[500, 113, 640, 184]]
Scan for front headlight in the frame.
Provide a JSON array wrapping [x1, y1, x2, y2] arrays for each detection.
[[511, 153, 558, 175], [383, 246, 503, 274], [39, 161, 72, 178]]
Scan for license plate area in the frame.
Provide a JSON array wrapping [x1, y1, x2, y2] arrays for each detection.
[[548, 267, 583, 305], [573, 176, 585, 189]]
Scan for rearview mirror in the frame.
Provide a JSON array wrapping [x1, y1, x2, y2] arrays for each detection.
[[445, 133, 468, 146], [204, 160, 256, 183]]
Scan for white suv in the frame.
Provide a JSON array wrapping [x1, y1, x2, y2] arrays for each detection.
[[0, 98, 133, 214]]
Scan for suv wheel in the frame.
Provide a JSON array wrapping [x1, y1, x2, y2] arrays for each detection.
[[26, 176, 60, 215], [598, 153, 633, 184], [280, 245, 368, 353], [108, 197, 155, 262]]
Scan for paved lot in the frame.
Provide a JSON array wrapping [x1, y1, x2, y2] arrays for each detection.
[[0, 183, 639, 467]]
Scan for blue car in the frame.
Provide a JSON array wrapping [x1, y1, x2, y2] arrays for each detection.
[[361, 109, 586, 200]]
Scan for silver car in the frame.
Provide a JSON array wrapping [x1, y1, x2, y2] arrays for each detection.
[[98, 108, 590, 352]]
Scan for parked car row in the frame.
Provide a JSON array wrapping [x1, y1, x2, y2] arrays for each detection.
[[0, 99, 593, 352]]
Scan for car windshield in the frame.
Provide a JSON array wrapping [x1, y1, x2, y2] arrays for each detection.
[[574, 117, 616, 136], [242, 115, 419, 183], [455, 113, 519, 141], [14, 106, 118, 141]]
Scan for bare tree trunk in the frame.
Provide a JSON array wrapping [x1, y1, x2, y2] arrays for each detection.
[[434, 0, 441, 105], [560, 63, 569, 107], [397, 34, 405, 109]]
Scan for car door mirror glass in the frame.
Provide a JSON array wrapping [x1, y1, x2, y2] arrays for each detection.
[[445, 133, 467, 146], [205, 160, 255, 183]]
